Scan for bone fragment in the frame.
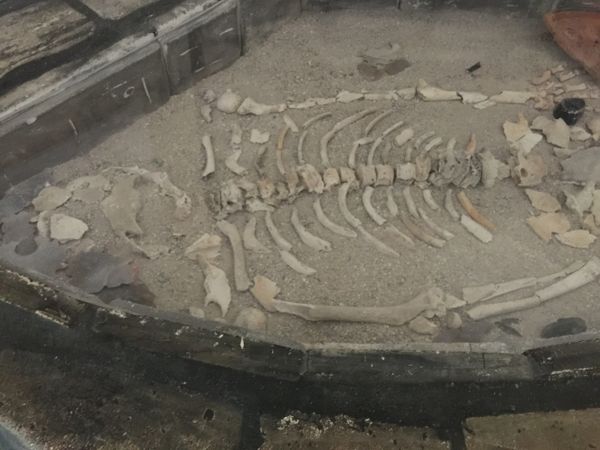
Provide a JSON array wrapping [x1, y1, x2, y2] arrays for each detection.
[[400, 212, 445, 248], [297, 131, 309, 165], [234, 308, 267, 333], [313, 198, 357, 238], [303, 112, 333, 129], [203, 89, 217, 103], [246, 199, 274, 213], [422, 189, 440, 211], [525, 189, 561, 213], [356, 164, 377, 187], [402, 186, 419, 218], [382, 120, 406, 137], [558, 70, 579, 82], [200, 104, 212, 123], [531, 70, 551, 85], [418, 208, 454, 240], [564, 181, 595, 218], [458, 92, 488, 104], [291, 207, 332, 251], [257, 178, 275, 200], [297, 164, 325, 194], [415, 154, 431, 183], [465, 134, 477, 158], [409, 316, 439, 335], [364, 92, 398, 101], [444, 189, 460, 220], [415, 131, 436, 150], [185, 234, 221, 264], [386, 186, 399, 217], [362, 187, 386, 225], [338, 183, 362, 228], [337, 90, 364, 103], [283, 114, 299, 132], [395, 128, 414, 149], [457, 191, 496, 231], [265, 211, 292, 251], [250, 275, 279, 312], [323, 168, 341, 190], [375, 165, 395, 186], [320, 108, 379, 166], [417, 79, 460, 101], [467, 257, 600, 320], [463, 260, 585, 304], [339, 167, 358, 185], [480, 150, 510, 188], [217, 220, 251, 291], [527, 212, 571, 242], [396, 163, 416, 181], [489, 91, 537, 104], [397, 87, 416, 100], [280, 250, 316, 275], [225, 150, 247, 175], [423, 137, 443, 154], [349, 137, 374, 168], [556, 230, 597, 248], [381, 142, 392, 165], [237, 97, 286, 115], [101, 176, 142, 237], [473, 100, 496, 110], [250, 129, 270, 144], [242, 216, 270, 253], [364, 109, 393, 135], [216, 89, 242, 113], [202, 135, 215, 178], [203, 264, 231, 316], [276, 126, 290, 175], [357, 225, 400, 257], [460, 214, 492, 243]]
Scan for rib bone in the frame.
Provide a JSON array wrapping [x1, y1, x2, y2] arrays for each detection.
[[298, 112, 332, 165], [400, 212, 445, 248], [349, 137, 374, 169], [280, 250, 316, 275], [422, 189, 440, 211], [357, 225, 400, 257], [444, 189, 460, 221], [363, 187, 386, 225], [291, 207, 332, 251], [418, 208, 455, 240], [386, 186, 399, 217], [217, 220, 251, 291], [402, 186, 419, 218], [313, 198, 357, 238], [457, 191, 496, 231], [265, 211, 292, 251], [460, 214, 492, 243], [364, 109, 393, 135], [338, 183, 362, 228]]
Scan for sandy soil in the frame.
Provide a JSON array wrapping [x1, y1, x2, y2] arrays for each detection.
[[45, 7, 600, 345]]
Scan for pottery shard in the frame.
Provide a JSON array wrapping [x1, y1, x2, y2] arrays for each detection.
[[32, 186, 71, 212], [49, 214, 88, 242], [543, 118, 570, 149], [101, 176, 142, 237], [527, 212, 571, 242], [556, 230, 597, 249], [525, 189, 561, 213]]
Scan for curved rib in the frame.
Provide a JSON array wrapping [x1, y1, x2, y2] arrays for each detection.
[[265, 211, 292, 251], [313, 198, 357, 238], [386, 186, 399, 217], [381, 120, 405, 137], [367, 137, 383, 166], [357, 225, 400, 258], [400, 212, 446, 248], [280, 250, 316, 275], [298, 112, 332, 164], [418, 208, 455, 240], [444, 189, 460, 220], [320, 108, 379, 167], [291, 207, 332, 251], [349, 137, 374, 168], [362, 187, 386, 225], [423, 136, 443, 154], [422, 189, 440, 211], [364, 109, 394, 135], [276, 126, 290, 175], [457, 191, 496, 231], [338, 183, 362, 228], [402, 186, 419, 218]]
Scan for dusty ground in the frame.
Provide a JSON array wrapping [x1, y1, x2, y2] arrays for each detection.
[[37, 7, 600, 345]]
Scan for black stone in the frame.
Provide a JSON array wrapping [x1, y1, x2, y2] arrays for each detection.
[[541, 317, 587, 339], [553, 98, 586, 126]]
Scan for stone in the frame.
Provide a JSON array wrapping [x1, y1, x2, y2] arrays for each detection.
[[541, 317, 587, 338], [525, 189, 561, 212], [527, 212, 571, 242], [32, 186, 71, 212], [49, 214, 88, 242], [561, 147, 600, 183], [66, 250, 134, 294]]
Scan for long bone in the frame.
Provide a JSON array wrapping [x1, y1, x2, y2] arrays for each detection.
[[279, 250, 317, 275], [457, 191, 496, 231], [402, 186, 419, 218], [291, 207, 332, 251], [399, 212, 445, 248], [313, 197, 357, 238], [422, 189, 440, 211], [320, 108, 379, 167], [418, 208, 455, 240], [444, 189, 460, 220], [242, 216, 270, 253], [467, 257, 600, 320], [217, 220, 251, 291], [386, 186, 399, 217], [298, 112, 332, 164]]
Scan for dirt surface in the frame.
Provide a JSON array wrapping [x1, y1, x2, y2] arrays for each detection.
[[23, 7, 600, 345]]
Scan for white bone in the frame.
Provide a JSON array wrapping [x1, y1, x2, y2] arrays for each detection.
[[323, 168, 341, 191], [297, 112, 332, 164], [217, 220, 251, 291], [395, 128, 414, 148], [320, 108, 379, 166], [283, 114, 299, 132], [402, 186, 419, 218], [202, 135, 215, 178], [291, 207, 332, 251], [337, 90, 364, 103], [338, 183, 362, 228], [204, 264, 231, 316], [417, 79, 460, 101], [418, 208, 454, 240], [313, 198, 357, 238], [458, 91, 488, 104], [242, 216, 270, 253], [467, 257, 600, 320], [297, 164, 325, 194], [362, 187, 386, 225], [422, 189, 440, 211], [400, 212, 445, 248], [384, 224, 415, 248], [265, 211, 292, 251], [415, 131, 435, 150], [279, 250, 316, 275], [460, 214, 492, 243], [367, 137, 383, 166], [237, 97, 286, 115], [382, 120, 405, 137], [216, 89, 242, 113], [444, 189, 460, 221], [489, 91, 537, 104], [250, 129, 270, 144], [386, 187, 399, 217], [423, 137, 443, 153], [364, 109, 394, 135], [396, 87, 416, 100]]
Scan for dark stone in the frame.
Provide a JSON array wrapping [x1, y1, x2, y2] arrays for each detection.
[[66, 251, 134, 294], [357, 62, 383, 81], [541, 317, 587, 339], [14, 237, 38, 256], [553, 98, 585, 125], [383, 58, 411, 75]]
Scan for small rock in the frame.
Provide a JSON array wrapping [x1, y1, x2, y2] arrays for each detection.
[[234, 307, 267, 333], [189, 307, 206, 319], [32, 186, 71, 212], [216, 89, 242, 113], [446, 312, 463, 330], [250, 129, 270, 144], [408, 316, 439, 335], [541, 317, 587, 338], [525, 189, 561, 212], [50, 214, 88, 242], [527, 212, 571, 242], [555, 230, 596, 249]]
